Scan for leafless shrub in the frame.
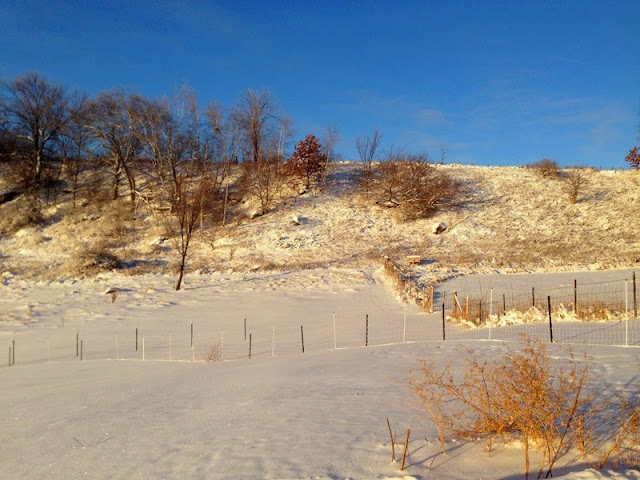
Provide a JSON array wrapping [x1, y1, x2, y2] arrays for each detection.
[[409, 337, 591, 479], [0, 196, 44, 234], [71, 244, 122, 276], [200, 343, 223, 363], [240, 155, 285, 213], [595, 391, 640, 470], [372, 153, 459, 221], [526, 158, 560, 178], [564, 166, 589, 204]]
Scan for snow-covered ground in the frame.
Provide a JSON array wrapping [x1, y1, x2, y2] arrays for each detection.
[[1, 267, 639, 479], [1, 163, 639, 478]]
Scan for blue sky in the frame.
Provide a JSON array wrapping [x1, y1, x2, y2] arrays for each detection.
[[1, 1, 638, 168]]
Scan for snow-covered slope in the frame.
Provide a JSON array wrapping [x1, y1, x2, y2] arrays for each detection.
[[0, 163, 638, 284]]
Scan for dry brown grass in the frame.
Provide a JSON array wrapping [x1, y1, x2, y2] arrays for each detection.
[[409, 337, 640, 476], [410, 337, 591, 479]]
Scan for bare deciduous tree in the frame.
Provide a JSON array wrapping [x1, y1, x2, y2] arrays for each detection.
[[85, 90, 144, 204], [355, 128, 382, 195], [232, 89, 278, 164], [58, 102, 90, 208], [232, 90, 289, 213], [0, 72, 81, 185], [318, 124, 339, 192], [137, 87, 232, 290]]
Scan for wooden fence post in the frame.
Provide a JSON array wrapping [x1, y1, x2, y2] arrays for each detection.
[[430, 286, 434, 313], [532, 287, 535, 308], [633, 272, 637, 319], [548, 296, 553, 343], [365, 314, 369, 347], [400, 427, 411, 471], [452, 291, 457, 316]]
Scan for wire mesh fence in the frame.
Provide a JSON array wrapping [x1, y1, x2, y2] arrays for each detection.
[[4, 272, 638, 368]]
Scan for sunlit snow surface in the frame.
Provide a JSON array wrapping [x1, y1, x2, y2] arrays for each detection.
[[1, 268, 639, 479]]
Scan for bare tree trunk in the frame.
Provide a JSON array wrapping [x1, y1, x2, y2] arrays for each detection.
[[175, 251, 187, 291]]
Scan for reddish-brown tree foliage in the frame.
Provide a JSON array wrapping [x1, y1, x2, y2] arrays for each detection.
[[626, 146, 640, 169], [287, 134, 325, 189]]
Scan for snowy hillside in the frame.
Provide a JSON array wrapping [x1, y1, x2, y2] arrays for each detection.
[[0, 163, 638, 286], [1, 162, 639, 479]]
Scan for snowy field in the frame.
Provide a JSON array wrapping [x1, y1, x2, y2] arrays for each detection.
[[1, 267, 639, 479]]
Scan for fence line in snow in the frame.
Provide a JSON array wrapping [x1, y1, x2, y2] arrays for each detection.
[[4, 272, 638, 367]]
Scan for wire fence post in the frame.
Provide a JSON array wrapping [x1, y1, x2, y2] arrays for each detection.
[[135, 327, 138, 352], [548, 296, 553, 343], [574, 279, 578, 314], [430, 286, 434, 313], [442, 303, 446, 341], [300, 326, 305, 353], [332, 312, 337, 350], [532, 287, 535, 308], [625, 281, 629, 347], [249, 333, 252, 359], [190, 322, 193, 347], [403, 303, 407, 343], [489, 288, 493, 317]]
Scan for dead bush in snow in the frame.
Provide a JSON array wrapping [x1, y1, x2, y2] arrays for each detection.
[[0, 195, 44, 234], [526, 158, 561, 178], [371, 153, 459, 221], [69, 244, 122, 276], [409, 337, 592, 479], [239, 155, 286, 213], [563, 166, 589, 204], [200, 343, 223, 363]]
